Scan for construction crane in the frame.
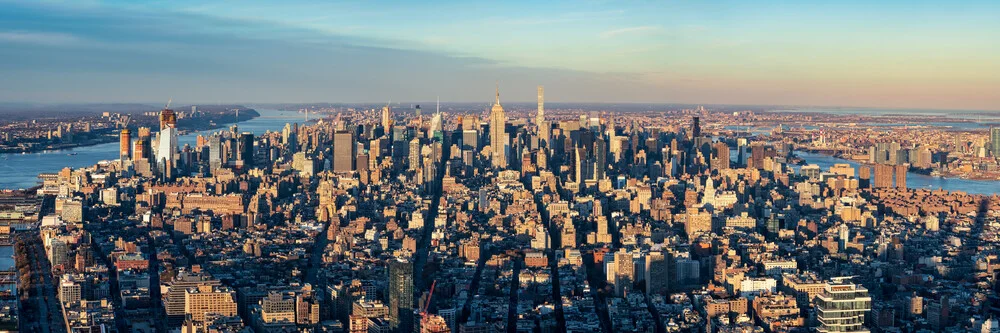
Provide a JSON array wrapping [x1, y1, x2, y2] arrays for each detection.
[[421, 280, 437, 317]]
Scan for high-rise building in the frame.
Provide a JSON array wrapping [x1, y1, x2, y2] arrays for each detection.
[[895, 164, 907, 189], [859, 165, 871, 188], [156, 127, 178, 170], [712, 142, 730, 170], [991, 127, 1000, 157], [536, 85, 545, 126], [160, 107, 177, 130], [209, 137, 223, 172], [334, 131, 355, 172], [645, 251, 670, 295], [750, 143, 765, 169], [184, 285, 238, 323], [462, 130, 478, 151], [238, 132, 254, 167], [136, 127, 152, 160], [156, 106, 178, 171], [409, 138, 422, 171], [816, 279, 871, 333], [388, 258, 414, 331], [489, 86, 507, 169], [692, 116, 701, 138], [381, 105, 392, 134], [873, 164, 894, 188], [164, 270, 221, 326], [119, 129, 132, 161]]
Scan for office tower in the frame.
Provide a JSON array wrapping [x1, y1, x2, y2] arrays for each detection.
[[461, 129, 478, 151], [692, 116, 701, 138], [816, 279, 871, 333], [382, 105, 392, 134], [430, 111, 443, 140], [992, 127, 1000, 157], [119, 129, 131, 161], [156, 106, 178, 171], [645, 251, 670, 295], [415, 104, 422, 122], [334, 131, 355, 172], [209, 137, 223, 171], [595, 137, 607, 179], [157, 127, 177, 169], [184, 285, 238, 323], [238, 132, 254, 167], [490, 86, 507, 168], [388, 258, 414, 331], [536, 85, 545, 125], [873, 164, 894, 188], [895, 164, 907, 189]]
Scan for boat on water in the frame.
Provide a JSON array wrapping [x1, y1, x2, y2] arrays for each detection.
[[67, 152, 78, 156]]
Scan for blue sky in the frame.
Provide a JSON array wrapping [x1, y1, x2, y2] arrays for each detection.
[[0, 0, 998, 110]]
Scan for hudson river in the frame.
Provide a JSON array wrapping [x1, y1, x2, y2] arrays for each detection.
[[0, 109, 304, 190]]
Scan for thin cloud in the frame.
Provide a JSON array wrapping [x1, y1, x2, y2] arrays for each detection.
[[598, 26, 661, 39], [0, 30, 82, 46]]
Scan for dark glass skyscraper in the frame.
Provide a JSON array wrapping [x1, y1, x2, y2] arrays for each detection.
[[388, 258, 414, 331]]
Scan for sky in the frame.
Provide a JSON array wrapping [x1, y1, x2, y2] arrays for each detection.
[[0, 0, 998, 110]]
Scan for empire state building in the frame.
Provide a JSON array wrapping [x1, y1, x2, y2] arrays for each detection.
[[489, 86, 507, 169]]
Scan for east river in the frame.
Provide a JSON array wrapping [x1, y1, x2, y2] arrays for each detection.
[[794, 151, 1000, 196], [0, 109, 304, 190]]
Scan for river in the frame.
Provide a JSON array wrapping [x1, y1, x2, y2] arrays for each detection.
[[794, 151, 1000, 196], [0, 109, 305, 190]]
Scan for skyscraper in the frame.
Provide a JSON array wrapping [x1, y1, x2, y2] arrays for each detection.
[[334, 131, 355, 172], [692, 116, 701, 138], [159, 107, 177, 130], [816, 279, 871, 333], [119, 129, 131, 161], [209, 137, 223, 172], [156, 105, 178, 174], [536, 85, 544, 126], [991, 127, 1000, 157], [382, 105, 392, 134], [490, 85, 507, 169], [645, 251, 670, 295], [712, 141, 730, 170], [238, 132, 254, 167], [388, 258, 414, 331]]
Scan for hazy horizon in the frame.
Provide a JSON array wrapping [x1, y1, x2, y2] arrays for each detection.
[[2, 1, 998, 110]]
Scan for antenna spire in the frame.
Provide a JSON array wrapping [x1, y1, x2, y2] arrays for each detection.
[[495, 82, 500, 105]]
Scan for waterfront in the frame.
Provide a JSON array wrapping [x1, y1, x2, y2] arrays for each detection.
[[0, 109, 305, 189], [795, 151, 1000, 196]]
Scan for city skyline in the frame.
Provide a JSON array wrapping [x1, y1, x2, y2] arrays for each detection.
[[1, 0, 998, 110]]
